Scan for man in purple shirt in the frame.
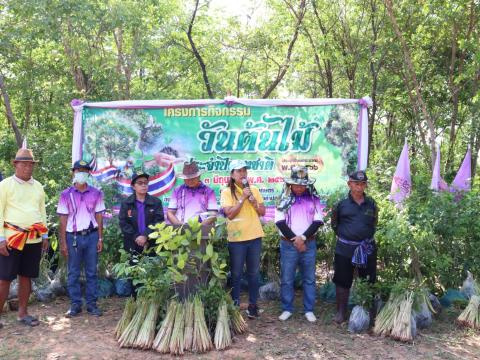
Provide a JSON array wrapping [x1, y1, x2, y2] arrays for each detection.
[[57, 160, 106, 317], [275, 166, 324, 323], [167, 160, 218, 225]]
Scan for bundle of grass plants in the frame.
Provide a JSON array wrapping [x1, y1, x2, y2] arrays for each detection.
[[153, 300, 177, 353], [192, 295, 213, 353], [229, 304, 248, 335], [214, 301, 232, 350], [133, 298, 161, 349], [118, 298, 149, 348], [374, 280, 435, 342], [183, 298, 195, 351], [169, 301, 186, 355], [457, 295, 480, 330], [115, 297, 136, 339]]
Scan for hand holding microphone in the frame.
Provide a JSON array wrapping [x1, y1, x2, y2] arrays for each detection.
[[241, 178, 255, 202]]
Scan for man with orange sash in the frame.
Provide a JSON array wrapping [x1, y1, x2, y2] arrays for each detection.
[[0, 148, 49, 328]]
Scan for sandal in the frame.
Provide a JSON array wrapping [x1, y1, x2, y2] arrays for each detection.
[[17, 315, 39, 327]]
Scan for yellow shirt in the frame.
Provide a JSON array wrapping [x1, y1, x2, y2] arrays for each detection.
[[0, 176, 47, 244], [220, 184, 264, 242]]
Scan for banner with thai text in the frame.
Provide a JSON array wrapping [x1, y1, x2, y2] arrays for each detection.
[[77, 99, 365, 216]]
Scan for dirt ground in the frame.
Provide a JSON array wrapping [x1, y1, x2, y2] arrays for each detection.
[[0, 295, 479, 360]]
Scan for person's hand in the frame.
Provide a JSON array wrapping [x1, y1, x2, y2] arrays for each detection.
[[293, 236, 306, 253], [242, 187, 252, 200], [135, 235, 147, 247], [60, 240, 68, 258], [97, 240, 103, 253], [0, 241, 9, 256], [42, 238, 49, 252]]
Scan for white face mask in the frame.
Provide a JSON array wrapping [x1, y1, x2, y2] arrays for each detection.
[[73, 172, 89, 185]]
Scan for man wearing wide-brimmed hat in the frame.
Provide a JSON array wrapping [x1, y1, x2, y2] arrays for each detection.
[[57, 159, 106, 317], [331, 170, 378, 325], [275, 166, 324, 323], [167, 160, 218, 226], [0, 148, 49, 328]]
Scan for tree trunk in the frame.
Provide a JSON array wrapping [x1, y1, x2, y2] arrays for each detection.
[[262, 0, 306, 98], [0, 74, 23, 147], [385, 0, 436, 167], [186, 0, 214, 99]]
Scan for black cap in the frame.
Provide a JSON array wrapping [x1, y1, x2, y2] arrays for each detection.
[[131, 171, 149, 185], [349, 170, 368, 182], [72, 160, 91, 171]]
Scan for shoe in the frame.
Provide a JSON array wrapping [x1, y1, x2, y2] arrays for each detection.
[[305, 312, 317, 323], [279, 311, 292, 321], [246, 304, 259, 319], [334, 286, 350, 324], [65, 306, 82, 318], [86, 306, 103, 317]]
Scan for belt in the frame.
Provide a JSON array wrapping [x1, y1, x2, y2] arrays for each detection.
[[281, 236, 315, 242], [67, 228, 98, 236]]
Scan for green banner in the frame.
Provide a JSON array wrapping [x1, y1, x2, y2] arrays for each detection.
[[82, 103, 359, 208]]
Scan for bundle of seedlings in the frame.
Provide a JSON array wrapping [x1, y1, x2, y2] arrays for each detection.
[[457, 295, 480, 329], [115, 297, 136, 339], [133, 297, 161, 349], [192, 295, 213, 352], [348, 279, 374, 334], [118, 297, 149, 348], [228, 302, 248, 335], [183, 298, 195, 351], [390, 290, 416, 342], [214, 300, 232, 350], [154, 300, 178, 353], [169, 301, 186, 355]]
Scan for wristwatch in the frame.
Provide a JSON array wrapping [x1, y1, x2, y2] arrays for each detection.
[[238, 199, 243, 205], [98, 238, 103, 242], [300, 235, 307, 241]]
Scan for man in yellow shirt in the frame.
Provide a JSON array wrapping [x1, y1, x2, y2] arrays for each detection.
[[221, 159, 265, 319], [0, 148, 49, 328]]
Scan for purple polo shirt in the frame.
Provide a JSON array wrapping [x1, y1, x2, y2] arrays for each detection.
[[168, 183, 218, 223], [136, 200, 146, 234], [57, 185, 106, 232], [275, 194, 323, 235]]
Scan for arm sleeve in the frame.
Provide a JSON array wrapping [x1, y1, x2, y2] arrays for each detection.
[[331, 202, 340, 235], [56, 191, 70, 215], [206, 188, 218, 211], [95, 190, 106, 213], [0, 182, 6, 241], [275, 220, 296, 240], [145, 199, 165, 237], [118, 201, 138, 238], [303, 221, 323, 238], [168, 188, 178, 209], [40, 186, 48, 238]]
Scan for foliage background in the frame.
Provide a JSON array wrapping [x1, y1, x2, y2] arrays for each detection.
[[1, 0, 479, 290]]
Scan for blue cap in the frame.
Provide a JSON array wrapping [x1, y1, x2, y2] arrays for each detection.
[[72, 160, 91, 171]]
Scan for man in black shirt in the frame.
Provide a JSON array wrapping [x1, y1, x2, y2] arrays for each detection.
[[331, 170, 378, 324]]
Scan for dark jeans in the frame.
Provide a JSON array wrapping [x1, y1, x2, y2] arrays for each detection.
[[66, 231, 99, 307], [228, 238, 262, 306]]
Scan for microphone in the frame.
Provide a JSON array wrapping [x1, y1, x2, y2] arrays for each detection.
[[241, 178, 255, 201]]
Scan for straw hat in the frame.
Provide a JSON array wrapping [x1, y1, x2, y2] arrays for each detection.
[[177, 161, 203, 179], [13, 148, 38, 163]]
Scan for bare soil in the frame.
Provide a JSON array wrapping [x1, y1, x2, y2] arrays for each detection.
[[0, 295, 479, 360]]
